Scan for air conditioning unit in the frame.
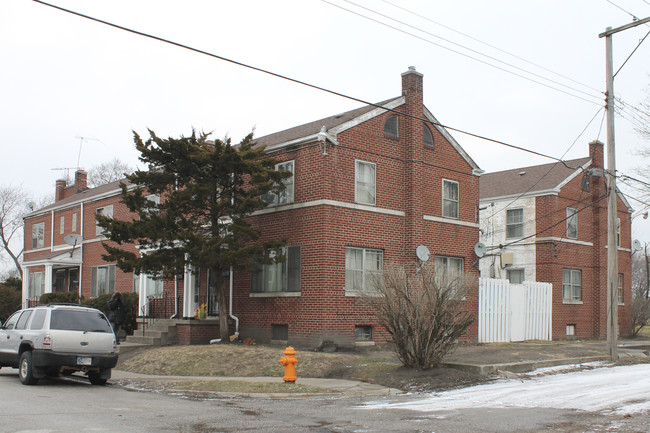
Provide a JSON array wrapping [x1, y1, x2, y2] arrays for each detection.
[[501, 252, 514, 266]]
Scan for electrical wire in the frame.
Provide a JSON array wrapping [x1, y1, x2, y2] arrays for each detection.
[[614, 29, 650, 77], [606, 0, 642, 20], [339, 0, 603, 102], [379, 0, 603, 95], [32, 0, 582, 167], [322, 0, 603, 106], [482, 107, 604, 224]]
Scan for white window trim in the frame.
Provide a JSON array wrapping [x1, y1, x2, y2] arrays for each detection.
[[59, 216, 65, 235], [442, 179, 459, 219], [32, 222, 45, 249], [566, 207, 578, 239], [262, 160, 295, 207], [95, 205, 114, 237], [506, 208, 524, 239], [355, 160, 376, 206], [562, 268, 582, 303], [345, 246, 383, 295], [72, 213, 78, 232]]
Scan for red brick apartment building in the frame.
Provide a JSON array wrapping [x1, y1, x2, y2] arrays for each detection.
[[479, 140, 633, 339], [22, 68, 483, 347]]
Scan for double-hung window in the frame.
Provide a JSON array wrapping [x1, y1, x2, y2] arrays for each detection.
[[434, 255, 464, 279], [90, 264, 116, 297], [72, 213, 78, 232], [566, 208, 578, 239], [262, 161, 294, 206], [345, 247, 383, 293], [251, 246, 301, 293], [96, 205, 113, 237], [59, 216, 65, 235], [355, 161, 376, 205], [507, 269, 525, 284], [442, 180, 459, 219], [506, 208, 524, 239], [617, 273, 624, 304], [562, 269, 582, 302], [32, 222, 45, 249]]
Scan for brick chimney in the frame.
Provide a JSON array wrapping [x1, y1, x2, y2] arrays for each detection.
[[401, 66, 423, 115], [74, 170, 88, 193], [55, 179, 67, 202], [589, 140, 604, 170]]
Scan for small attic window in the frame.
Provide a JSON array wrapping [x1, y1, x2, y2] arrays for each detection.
[[384, 115, 399, 138], [423, 124, 434, 148]]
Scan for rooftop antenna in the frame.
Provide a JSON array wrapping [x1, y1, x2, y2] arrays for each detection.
[[51, 167, 78, 182], [74, 135, 103, 168]]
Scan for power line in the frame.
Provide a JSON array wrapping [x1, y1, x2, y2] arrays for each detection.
[[482, 107, 604, 224], [606, 0, 642, 20], [33, 0, 580, 167], [614, 29, 650, 77], [322, 0, 603, 106], [339, 0, 603, 102], [379, 0, 603, 95]]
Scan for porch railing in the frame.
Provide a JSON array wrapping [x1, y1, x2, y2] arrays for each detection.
[[137, 293, 181, 336]]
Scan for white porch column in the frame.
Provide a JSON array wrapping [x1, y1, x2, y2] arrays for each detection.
[[21, 268, 30, 308], [44, 264, 53, 294], [183, 265, 194, 318], [138, 273, 147, 314]]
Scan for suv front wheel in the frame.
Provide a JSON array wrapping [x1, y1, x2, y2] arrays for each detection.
[[19, 351, 38, 385]]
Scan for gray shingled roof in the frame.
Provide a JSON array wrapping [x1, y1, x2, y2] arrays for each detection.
[[27, 178, 130, 216], [479, 157, 590, 200], [253, 97, 401, 148]]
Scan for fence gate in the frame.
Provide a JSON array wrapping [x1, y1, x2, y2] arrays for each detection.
[[478, 278, 552, 343]]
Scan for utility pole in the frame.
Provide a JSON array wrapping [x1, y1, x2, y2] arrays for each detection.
[[599, 16, 650, 361]]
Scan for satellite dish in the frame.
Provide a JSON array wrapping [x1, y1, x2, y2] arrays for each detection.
[[416, 245, 430, 262], [633, 239, 642, 252], [474, 242, 487, 258], [64, 234, 83, 247]]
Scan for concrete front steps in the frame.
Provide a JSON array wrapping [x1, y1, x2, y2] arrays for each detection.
[[125, 319, 180, 346]]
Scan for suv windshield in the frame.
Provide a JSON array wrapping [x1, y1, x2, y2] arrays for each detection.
[[50, 310, 113, 333]]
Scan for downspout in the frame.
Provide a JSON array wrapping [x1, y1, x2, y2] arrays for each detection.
[[229, 265, 239, 336], [79, 202, 84, 300], [170, 276, 178, 319], [50, 210, 55, 252]]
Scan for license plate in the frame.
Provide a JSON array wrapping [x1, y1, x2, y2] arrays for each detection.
[[77, 357, 92, 365]]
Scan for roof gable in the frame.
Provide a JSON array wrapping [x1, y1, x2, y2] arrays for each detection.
[[479, 157, 591, 200]]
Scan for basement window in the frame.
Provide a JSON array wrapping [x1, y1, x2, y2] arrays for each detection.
[[566, 324, 576, 337], [272, 324, 288, 342], [355, 326, 373, 341]]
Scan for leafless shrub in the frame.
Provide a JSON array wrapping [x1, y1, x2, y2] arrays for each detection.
[[365, 262, 474, 369]]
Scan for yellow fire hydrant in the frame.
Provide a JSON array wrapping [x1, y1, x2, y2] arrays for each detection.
[[280, 346, 298, 382]]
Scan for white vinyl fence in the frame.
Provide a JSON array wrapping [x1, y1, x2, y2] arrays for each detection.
[[478, 278, 552, 343]]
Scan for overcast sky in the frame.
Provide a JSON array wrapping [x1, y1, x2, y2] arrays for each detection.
[[1, 0, 649, 273]]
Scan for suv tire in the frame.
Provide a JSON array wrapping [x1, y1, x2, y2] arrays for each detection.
[[19, 351, 38, 385], [88, 372, 108, 386]]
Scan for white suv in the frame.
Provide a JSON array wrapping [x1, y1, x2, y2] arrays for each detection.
[[0, 304, 118, 385]]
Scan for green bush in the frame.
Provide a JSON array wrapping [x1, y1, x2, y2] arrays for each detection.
[[81, 292, 139, 335], [0, 285, 21, 323], [40, 292, 80, 305]]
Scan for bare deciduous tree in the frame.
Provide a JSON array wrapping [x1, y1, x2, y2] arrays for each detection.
[[630, 243, 650, 336], [87, 158, 133, 188], [365, 262, 475, 369], [0, 185, 30, 278]]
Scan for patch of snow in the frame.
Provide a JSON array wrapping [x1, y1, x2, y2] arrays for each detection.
[[365, 363, 650, 415]]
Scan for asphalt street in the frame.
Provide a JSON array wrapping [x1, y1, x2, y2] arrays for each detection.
[[1, 365, 649, 432]]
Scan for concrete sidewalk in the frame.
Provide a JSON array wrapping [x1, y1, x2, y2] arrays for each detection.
[[111, 339, 650, 398]]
